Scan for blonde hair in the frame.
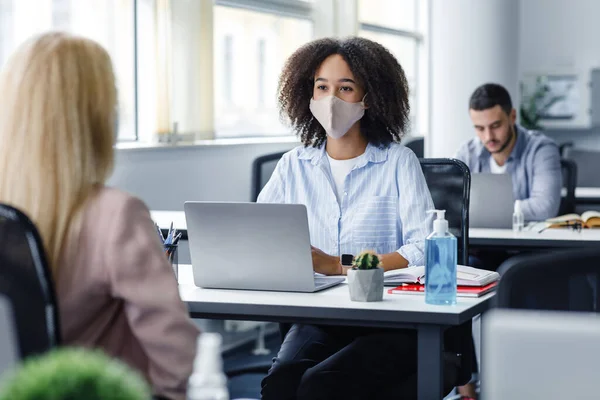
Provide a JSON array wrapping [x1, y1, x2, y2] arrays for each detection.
[[0, 32, 117, 275]]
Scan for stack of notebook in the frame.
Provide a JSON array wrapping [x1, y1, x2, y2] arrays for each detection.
[[385, 265, 499, 298]]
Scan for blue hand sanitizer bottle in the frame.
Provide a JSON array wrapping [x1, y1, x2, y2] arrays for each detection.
[[425, 210, 457, 305]]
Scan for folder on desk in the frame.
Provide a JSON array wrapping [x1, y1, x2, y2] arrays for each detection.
[[388, 281, 498, 298], [383, 265, 499, 287]]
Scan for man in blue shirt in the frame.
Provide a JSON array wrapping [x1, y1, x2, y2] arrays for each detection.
[[455, 83, 562, 222], [455, 83, 561, 397]]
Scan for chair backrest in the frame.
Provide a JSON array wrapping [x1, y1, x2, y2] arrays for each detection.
[[251, 153, 471, 264], [559, 159, 578, 215], [404, 136, 424, 158], [558, 141, 573, 157], [251, 151, 287, 202], [495, 248, 600, 311], [0, 204, 60, 359], [563, 146, 600, 187], [419, 158, 470, 265]]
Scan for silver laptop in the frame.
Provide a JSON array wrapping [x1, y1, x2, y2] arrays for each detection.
[[469, 173, 514, 229], [482, 309, 600, 399], [0, 295, 18, 377], [184, 202, 345, 292]]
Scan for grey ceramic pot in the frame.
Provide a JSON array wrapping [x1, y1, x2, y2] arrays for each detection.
[[347, 267, 384, 302]]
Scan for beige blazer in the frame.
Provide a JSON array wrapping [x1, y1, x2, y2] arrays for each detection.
[[56, 186, 199, 400]]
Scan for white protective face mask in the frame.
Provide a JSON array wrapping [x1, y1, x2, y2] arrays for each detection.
[[309, 95, 366, 139]]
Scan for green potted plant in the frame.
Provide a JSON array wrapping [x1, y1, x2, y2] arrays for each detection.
[[520, 76, 567, 130], [347, 250, 384, 302], [0, 348, 151, 400]]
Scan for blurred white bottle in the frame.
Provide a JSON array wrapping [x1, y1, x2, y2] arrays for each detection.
[[188, 333, 229, 400], [512, 200, 524, 232]]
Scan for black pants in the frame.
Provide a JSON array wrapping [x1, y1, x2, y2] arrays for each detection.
[[260, 324, 426, 400]]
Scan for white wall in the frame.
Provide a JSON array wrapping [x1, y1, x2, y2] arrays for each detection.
[[427, 0, 600, 155], [109, 140, 297, 264], [520, 0, 600, 150], [520, 0, 600, 75], [428, 0, 519, 157], [108, 141, 297, 210]]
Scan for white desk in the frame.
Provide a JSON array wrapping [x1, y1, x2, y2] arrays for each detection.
[[152, 210, 600, 251], [177, 264, 493, 400], [575, 187, 600, 200], [470, 228, 600, 250]]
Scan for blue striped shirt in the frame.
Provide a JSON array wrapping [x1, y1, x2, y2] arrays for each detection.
[[257, 142, 435, 266]]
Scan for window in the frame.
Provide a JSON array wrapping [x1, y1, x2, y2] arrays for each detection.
[[0, 0, 429, 142], [358, 0, 427, 136], [0, 0, 137, 141], [213, 3, 313, 137]]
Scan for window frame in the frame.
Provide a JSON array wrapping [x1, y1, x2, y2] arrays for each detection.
[[1, 0, 429, 144], [215, 0, 313, 21], [358, 0, 427, 137], [207, 0, 315, 139], [0, 0, 140, 142]]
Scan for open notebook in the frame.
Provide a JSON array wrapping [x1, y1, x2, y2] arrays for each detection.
[[384, 265, 499, 287], [545, 211, 600, 228]]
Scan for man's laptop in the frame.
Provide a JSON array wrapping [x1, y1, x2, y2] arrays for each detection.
[[469, 173, 514, 229], [482, 309, 600, 399], [184, 202, 345, 292]]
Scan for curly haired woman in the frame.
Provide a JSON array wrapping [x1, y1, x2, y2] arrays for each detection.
[[257, 37, 473, 399]]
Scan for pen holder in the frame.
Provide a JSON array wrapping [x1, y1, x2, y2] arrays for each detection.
[[164, 244, 178, 281]]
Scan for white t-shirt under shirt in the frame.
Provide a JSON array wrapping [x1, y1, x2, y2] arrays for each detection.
[[327, 154, 360, 202], [489, 156, 508, 174]]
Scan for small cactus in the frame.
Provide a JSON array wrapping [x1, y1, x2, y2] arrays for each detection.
[[352, 250, 382, 270]]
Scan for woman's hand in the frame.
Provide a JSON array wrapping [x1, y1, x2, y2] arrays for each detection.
[[311, 246, 342, 275]]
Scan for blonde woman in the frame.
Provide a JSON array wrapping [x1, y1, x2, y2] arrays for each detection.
[[0, 32, 199, 400]]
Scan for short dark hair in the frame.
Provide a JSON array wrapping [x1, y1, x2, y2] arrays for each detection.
[[278, 37, 410, 148], [469, 83, 513, 115]]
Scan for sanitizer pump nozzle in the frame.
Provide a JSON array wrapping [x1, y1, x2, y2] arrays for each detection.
[[427, 209, 448, 235]]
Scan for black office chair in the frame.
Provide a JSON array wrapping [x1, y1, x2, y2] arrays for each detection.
[[418, 158, 475, 393], [495, 248, 600, 311], [251, 151, 287, 202], [558, 142, 573, 158], [563, 146, 600, 187], [0, 204, 60, 359], [404, 136, 424, 158], [420, 158, 470, 265], [252, 154, 470, 260], [559, 159, 578, 215]]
